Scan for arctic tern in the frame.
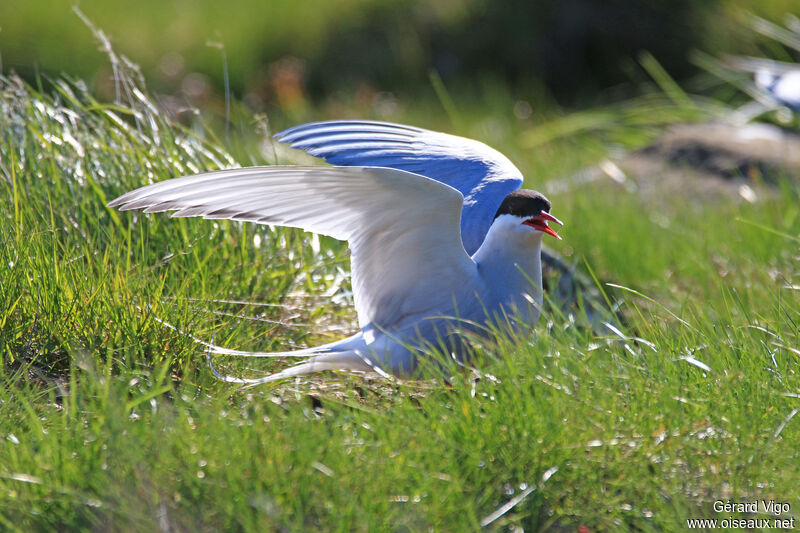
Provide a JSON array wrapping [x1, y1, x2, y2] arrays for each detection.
[[109, 120, 563, 383]]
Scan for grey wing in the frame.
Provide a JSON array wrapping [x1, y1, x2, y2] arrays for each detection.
[[275, 120, 524, 254], [109, 166, 479, 328]]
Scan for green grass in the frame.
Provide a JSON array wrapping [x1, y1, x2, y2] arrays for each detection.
[[2, 56, 800, 531], [0, 0, 397, 92]]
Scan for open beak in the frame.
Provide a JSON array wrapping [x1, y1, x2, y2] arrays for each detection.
[[523, 210, 563, 240]]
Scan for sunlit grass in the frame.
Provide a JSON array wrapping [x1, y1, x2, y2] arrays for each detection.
[[1, 53, 800, 531]]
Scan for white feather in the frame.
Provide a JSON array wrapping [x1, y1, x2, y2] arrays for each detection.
[[109, 166, 477, 329]]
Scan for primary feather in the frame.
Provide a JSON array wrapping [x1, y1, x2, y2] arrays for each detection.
[[275, 120, 524, 254], [110, 165, 476, 330]]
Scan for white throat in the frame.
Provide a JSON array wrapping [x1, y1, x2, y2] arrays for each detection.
[[472, 214, 544, 261], [471, 214, 545, 321]]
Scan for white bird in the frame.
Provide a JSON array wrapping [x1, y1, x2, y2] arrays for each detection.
[[755, 66, 800, 111], [728, 56, 800, 112], [109, 121, 562, 384]]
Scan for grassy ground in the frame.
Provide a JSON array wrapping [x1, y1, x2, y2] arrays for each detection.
[[1, 55, 800, 531]]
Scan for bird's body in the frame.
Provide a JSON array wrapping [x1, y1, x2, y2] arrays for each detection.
[[109, 121, 562, 384], [730, 57, 800, 112]]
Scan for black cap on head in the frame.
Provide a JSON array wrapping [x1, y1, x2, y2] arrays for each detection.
[[493, 189, 551, 220]]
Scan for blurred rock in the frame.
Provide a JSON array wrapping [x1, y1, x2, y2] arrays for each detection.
[[622, 122, 800, 201]]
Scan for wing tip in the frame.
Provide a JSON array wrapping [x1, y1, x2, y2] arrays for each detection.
[[274, 120, 424, 144], [107, 193, 135, 208]]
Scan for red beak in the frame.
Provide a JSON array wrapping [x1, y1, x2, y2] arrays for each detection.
[[522, 210, 563, 240]]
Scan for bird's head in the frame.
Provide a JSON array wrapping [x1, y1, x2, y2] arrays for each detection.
[[492, 189, 563, 241]]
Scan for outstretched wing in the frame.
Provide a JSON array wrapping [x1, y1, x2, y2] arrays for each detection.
[[275, 120, 523, 254], [109, 166, 477, 328]]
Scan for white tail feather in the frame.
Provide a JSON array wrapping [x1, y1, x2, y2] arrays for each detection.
[[150, 314, 387, 385], [218, 351, 379, 388], [152, 315, 329, 357]]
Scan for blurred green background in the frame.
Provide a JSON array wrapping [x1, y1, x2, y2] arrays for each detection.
[[2, 0, 798, 124]]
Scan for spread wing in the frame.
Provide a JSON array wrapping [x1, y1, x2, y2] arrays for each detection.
[[275, 120, 523, 254], [109, 166, 477, 328]]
